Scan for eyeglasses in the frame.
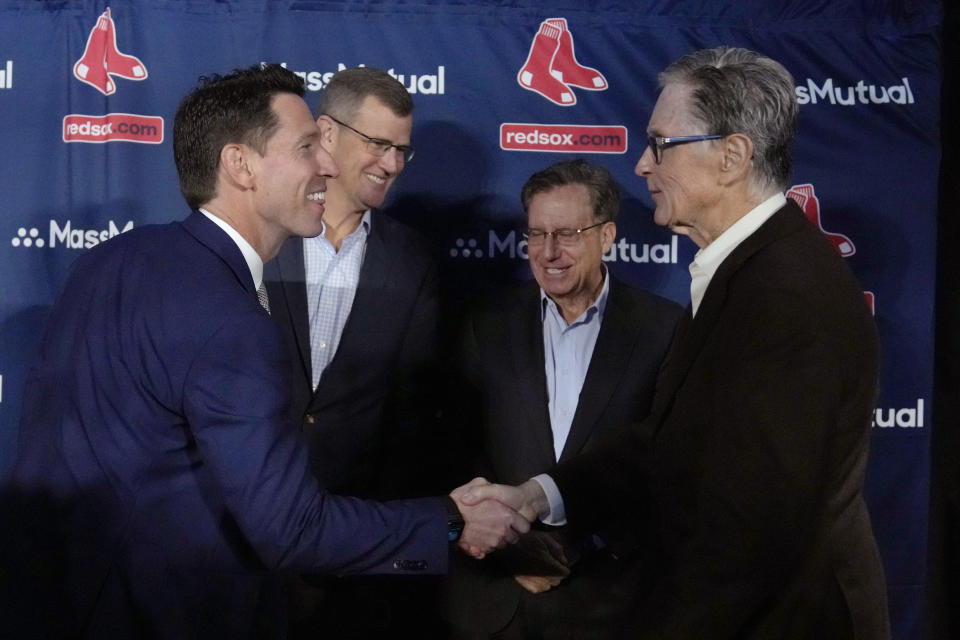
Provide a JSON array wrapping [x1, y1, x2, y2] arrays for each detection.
[[522, 221, 607, 246], [646, 134, 723, 164], [325, 114, 415, 163]]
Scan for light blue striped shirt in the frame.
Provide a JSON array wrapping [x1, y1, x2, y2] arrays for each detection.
[[541, 267, 610, 460], [303, 211, 371, 389]]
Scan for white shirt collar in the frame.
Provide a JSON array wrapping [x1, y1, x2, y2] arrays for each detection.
[[199, 208, 264, 289], [540, 264, 610, 324], [688, 192, 786, 316]]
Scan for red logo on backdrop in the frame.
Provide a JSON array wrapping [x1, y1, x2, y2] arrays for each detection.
[[786, 183, 855, 257], [517, 18, 607, 106], [73, 8, 148, 95], [63, 114, 163, 144], [500, 123, 627, 154], [787, 183, 875, 314]]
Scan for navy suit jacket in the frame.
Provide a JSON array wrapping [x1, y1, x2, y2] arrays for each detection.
[[551, 202, 890, 639], [265, 212, 439, 498], [2, 212, 447, 639], [444, 277, 682, 637]]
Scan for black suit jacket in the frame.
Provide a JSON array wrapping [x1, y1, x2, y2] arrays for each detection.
[[552, 201, 890, 639], [265, 212, 439, 498], [444, 276, 682, 638]]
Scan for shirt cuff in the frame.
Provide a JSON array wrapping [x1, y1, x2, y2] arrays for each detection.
[[531, 473, 567, 526]]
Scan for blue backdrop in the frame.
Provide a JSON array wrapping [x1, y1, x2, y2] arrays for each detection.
[[0, 1, 941, 637]]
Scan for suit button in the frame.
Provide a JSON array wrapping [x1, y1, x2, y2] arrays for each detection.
[[393, 559, 428, 571], [304, 414, 317, 425]]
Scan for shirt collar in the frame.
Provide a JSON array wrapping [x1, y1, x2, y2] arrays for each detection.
[[316, 209, 372, 242], [199, 208, 264, 289], [540, 264, 610, 325], [691, 192, 786, 276]]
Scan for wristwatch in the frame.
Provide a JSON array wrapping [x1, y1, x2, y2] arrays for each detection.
[[443, 497, 465, 542]]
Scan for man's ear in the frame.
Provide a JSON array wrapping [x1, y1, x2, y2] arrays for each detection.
[[600, 221, 617, 254], [220, 143, 256, 189], [316, 115, 337, 150], [718, 133, 754, 186]]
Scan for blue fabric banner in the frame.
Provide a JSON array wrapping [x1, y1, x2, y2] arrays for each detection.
[[0, 1, 940, 636]]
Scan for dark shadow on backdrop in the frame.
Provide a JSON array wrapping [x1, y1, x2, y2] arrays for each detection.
[[931, 1, 957, 638]]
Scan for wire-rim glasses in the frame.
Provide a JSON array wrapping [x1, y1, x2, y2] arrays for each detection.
[[522, 220, 607, 246], [325, 114, 415, 163]]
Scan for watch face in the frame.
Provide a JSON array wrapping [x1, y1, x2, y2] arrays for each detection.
[[448, 520, 465, 542]]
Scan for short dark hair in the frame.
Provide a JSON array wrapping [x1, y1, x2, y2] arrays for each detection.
[[659, 47, 798, 194], [521, 159, 620, 223], [317, 66, 413, 121], [173, 63, 305, 210]]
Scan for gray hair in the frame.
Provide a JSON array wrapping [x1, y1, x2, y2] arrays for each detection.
[[660, 46, 798, 195]]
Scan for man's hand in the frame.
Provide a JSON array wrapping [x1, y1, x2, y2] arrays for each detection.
[[458, 478, 549, 523], [514, 573, 567, 594], [450, 478, 531, 559]]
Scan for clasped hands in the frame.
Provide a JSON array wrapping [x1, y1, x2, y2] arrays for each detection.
[[450, 477, 567, 593], [448, 477, 549, 559]]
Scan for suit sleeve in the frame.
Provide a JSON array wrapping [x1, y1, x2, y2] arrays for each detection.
[[181, 310, 449, 575]]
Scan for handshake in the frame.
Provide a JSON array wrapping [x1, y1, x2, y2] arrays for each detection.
[[448, 477, 550, 560]]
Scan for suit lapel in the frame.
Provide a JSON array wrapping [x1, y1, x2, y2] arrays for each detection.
[[265, 236, 313, 385], [323, 214, 387, 378], [559, 277, 640, 462], [181, 211, 255, 293], [508, 287, 556, 467], [653, 203, 805, 421]]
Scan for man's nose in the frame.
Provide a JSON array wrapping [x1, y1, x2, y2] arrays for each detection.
[[635, 146, 654, 176], [378, 148, 402, 174], [317, 146, 339, 178]]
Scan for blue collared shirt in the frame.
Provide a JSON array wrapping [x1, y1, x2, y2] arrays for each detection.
[[303, 211, 371, 389], [541, 268, 610, 461]]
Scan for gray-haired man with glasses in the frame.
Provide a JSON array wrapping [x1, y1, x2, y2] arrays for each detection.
[[459, 47, 889, 639], [264, 66, 443, 639], [443, 159, 681, 640]]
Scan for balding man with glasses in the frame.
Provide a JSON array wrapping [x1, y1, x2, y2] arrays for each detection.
[[442, 159, 681, 640], [264, 66, 443, 639]]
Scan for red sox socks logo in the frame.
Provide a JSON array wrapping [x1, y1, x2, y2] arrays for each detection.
[[787, 183, 855, 257], [517, 18, 607, 106], [787, 183, 875, 313], [73, 8, 147, 95]]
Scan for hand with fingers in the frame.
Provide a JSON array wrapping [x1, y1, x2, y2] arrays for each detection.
[[450, 477, 533, 559]]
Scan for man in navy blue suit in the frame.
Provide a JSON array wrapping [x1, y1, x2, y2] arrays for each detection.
[[1, 64, 526, 639]]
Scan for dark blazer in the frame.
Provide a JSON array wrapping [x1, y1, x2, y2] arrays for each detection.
[[265, 211, 439, 498], [444, 276, 682, 638], [2, 212, 447, 639], [551, 201, 890, 639]]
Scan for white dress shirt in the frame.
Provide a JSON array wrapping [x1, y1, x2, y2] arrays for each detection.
[[199, 208, 262, 288], [303, 210, 371, 390]]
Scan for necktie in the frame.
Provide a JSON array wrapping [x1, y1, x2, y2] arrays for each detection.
[[256, 283, 271, 315]]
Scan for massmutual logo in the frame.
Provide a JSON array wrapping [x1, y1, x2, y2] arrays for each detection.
[[795, 77, 915, 106], [10, 220, 134, 250], [278, 62, 446, 95], [872, 399, 925, 429], [0, 60, 12, 90], [786, 183, 876, 315], [449, 230, 678, 265], [517, 18, 607, 106], [66, 8, 163, 144]]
